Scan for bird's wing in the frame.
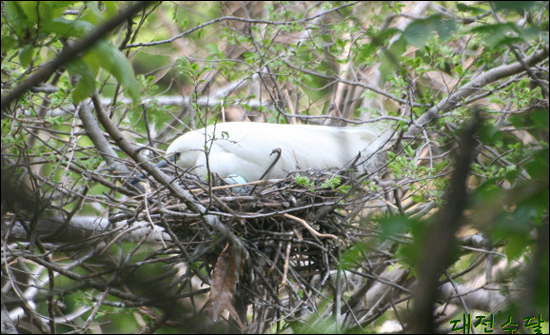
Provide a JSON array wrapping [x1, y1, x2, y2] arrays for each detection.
[[170, 122, 388, 180], [208, 123, 380, 177]]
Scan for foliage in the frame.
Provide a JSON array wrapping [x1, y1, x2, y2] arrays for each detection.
[[1, 1, 548, 334]]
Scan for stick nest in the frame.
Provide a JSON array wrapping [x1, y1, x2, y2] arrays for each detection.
[[118, 168, 379, 326]]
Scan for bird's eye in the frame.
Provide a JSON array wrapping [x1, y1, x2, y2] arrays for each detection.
[[174, 152, 181, 162]]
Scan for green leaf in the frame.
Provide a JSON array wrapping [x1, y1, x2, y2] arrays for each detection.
[[490, 187, 547, 260], [503, 233, 531, 260], [81, 1, 104, 24], [530, 109, 549, 130], [4, 1, 34, 37], [403, 18, 435, 48], [378, 215, 412, 239], [456, 3, 486, 15], [505, 165, 519, 184], [524, 149, 549, 180], [469, 22, 540, 47], [1, 36, 17, 53], [493, 1, 541, 13], [404, 15, 457, 48], [207, 43, 220, 56], [19, 44, 34, 68], [103, 1, 118, 19], [412, 193, 424, 203], [19, 1, 39, 26], [45, 18, 95, 38], [337, 185, 351, 194], [67, 59, 96, 103], [433, 18, 457, 42], [478, 123, 503, 146], [91, 40, 141, 101], [492, 36, 525, 48], [380, 35, 406, 80]]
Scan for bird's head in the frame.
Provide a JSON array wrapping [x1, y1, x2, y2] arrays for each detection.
[[165, 134, 203, 170]]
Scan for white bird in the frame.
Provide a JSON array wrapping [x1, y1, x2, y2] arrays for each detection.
[[165, 122, 389, 182]]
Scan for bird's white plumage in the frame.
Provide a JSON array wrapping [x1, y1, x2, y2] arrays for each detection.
[[166, 122, 388, 182]]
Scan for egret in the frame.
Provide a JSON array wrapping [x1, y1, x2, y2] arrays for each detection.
[[165, 122, 389, 183]]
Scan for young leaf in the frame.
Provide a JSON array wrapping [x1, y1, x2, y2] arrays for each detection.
[[91, 40, 141, 101], [19, 44, 33, 68], [67, 59, 96, 104]]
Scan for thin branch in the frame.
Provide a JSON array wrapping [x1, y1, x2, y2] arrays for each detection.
[[125, 2, 360, 48], [405, 46, 549, 138], [1, 1, 154, 111]]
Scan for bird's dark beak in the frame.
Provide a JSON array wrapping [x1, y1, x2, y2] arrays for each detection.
[[129, 155, 172, 185]]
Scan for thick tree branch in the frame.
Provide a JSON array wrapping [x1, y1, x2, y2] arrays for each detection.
[[405, 46, 549, 138], [78, 102, 130, 175], [410, 109, 481, 333], [6, 216, 170, 245]]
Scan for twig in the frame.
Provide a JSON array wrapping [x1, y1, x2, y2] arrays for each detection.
[[283, 213, 339, 240], [1, 1, 153, 111]]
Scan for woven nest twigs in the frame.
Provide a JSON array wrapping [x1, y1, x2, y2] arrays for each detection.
[[124, 170, 365, 241], [114, 168, 382, 329]]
